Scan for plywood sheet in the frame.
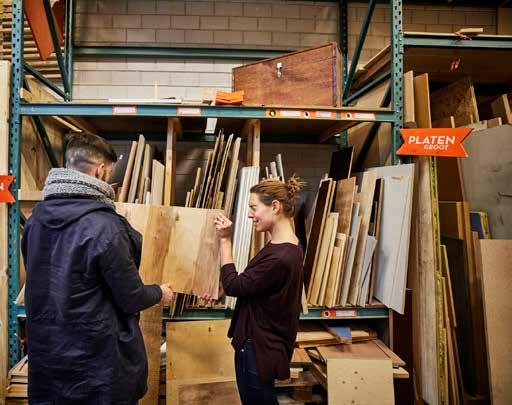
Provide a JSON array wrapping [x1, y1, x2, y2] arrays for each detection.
[[348, 170, 377, 305], [413, 74, 432, 128], [404, 70, 416, 127], [177, 380, 240, 405], [116, 203, 221, 298], [150, 160, 165, 205], [491, 94, 511, 125], [439, 202, 464, 239], [479, 240, 512, 405], [430, 76, 480, 123], [327, 358, 394, 405], [460, 125, 512, 239], [334, 177, 356, 236], [118, 141, 137, 203], [166, 320, 236, 404]]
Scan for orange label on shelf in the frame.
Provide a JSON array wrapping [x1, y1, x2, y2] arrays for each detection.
[[0, 176, 15, 203], [397, 127, 472, 157]]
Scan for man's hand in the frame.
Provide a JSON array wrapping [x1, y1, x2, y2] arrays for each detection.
[[159, 283, 173, 305]]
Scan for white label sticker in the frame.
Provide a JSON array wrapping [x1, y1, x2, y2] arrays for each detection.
[[335, 310, 357, 318], [316, 111, 334, 119], [113, 106, 137, 115], [178, 107, 201, 116], [354, 112, 376, 120], [279, 110, 302, 118]]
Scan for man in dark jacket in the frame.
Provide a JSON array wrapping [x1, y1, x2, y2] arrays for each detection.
[[21, 133, 172, 404]]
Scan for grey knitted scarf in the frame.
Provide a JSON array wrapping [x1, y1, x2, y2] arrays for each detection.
[[43, 168, 116, 209]]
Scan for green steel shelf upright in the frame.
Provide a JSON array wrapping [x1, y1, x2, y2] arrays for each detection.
[[7, 0, 75, 368], [6, 0, 406, 366]]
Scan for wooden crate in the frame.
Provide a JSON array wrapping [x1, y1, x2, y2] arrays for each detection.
[[232, 43, 342, 107]]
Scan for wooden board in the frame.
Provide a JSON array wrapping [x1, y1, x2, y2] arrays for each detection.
[[308, 212, 337, 304], [233, 43, 342, 106], [303, 179, 332, 290], [348, 170, 377, 305], [127, 135, 145, 203], [0, 60, 9, 405], [324, 234, 346, 308], [371, 164, 414, 314], [327, 358, 394, 405], [491, 94, 511, 125], [439, 202, 464, 239], [137, 144, 152, 203], [459, 125, 512, 239], [328, 147, 353, 181], [339, 204, 361, 306], [150, 160, 165, 205], [24, 0, 63, 60], [479, 240, 512, 405], [430, 76, 480, 123], [413, 74, 432, 128], [164, 118, 179, 205], [334, 177, 356, 236], [177, 380, 240, 405], [223, 137, 241, 216], [116, 204, 221, 298], [291, 348, 313, 367], [404, 70, 416, 127], [117, 141, 137, 202], [166, 320, 236, 404]]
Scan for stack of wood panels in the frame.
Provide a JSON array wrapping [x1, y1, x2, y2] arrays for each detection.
[[263, 153, 285, 182], [304, 151, 413, 312], [184, 131, 241, 216], [5, 356, 28, 404]]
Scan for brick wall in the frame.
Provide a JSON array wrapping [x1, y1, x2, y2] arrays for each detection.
[[111, 141, 337, 205], [73, 0, 497, 102]]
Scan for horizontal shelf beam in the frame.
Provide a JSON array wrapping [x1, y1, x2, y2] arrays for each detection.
[[404, 34, 512, 49], [19, 103, 395, 123], [74, 46, 288, 60]]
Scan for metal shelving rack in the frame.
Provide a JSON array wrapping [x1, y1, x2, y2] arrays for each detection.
[[7, 0, 512, 368]]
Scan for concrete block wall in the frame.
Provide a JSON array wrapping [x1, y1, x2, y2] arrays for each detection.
[[111, 141, 337, 206], [73, 0, 497, 102]]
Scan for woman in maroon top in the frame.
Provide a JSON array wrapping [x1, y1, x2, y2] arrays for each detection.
[[212, 177, 305, 405]]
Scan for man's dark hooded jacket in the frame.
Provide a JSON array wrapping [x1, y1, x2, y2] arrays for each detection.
[[21, 197, 162, 404]]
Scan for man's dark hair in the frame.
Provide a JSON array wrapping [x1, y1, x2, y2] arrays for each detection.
[[65, 133, 117, 172]]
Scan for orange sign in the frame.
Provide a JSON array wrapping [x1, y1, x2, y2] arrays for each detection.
[[0, 176, 15, 203], [397, 128, 472, 157]]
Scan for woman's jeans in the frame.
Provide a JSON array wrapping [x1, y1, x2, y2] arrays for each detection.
[[235, 340, 279, 405]]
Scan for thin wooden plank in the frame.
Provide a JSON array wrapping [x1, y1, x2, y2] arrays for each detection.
[[150, 160, 165, 205], [430, 76, 480, 123], [303, 179, 332, 290], [348, 170, 377, 305], [334, 177, 356, 236], [413, 73, 432, 128], [137, 144, 152, 203], [308, 212, 337, 304], [177, 380, 240, 405], [127, 135, 145, 203], [439, 202, 464, 239], [327, 358, 394, 405], [440, 245, 457, 328], [223, 137, 241, 216], [404, 70, 416, 127], [491, 94, 512, 124], [291, 348, 313, 367], [164, 118, 180, 206], [479, 240, 512, 405], [324, 234, 346, 308], [339, 204, 361, 306]]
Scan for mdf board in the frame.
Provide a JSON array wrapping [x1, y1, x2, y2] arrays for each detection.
[[116, 204, 221, 298], [430, 77, 480, 123], [413, 73, 432, 128], [437, 157, 466, 202], [150, 160, 165, 205], [166, 320, 236, 404], [303, 179, 332, 289], [328, 147, 353, 181], [479, 240, 512, 405], [233, 43, 342, 106], [403, 70, 415, 127], [118, 141, 137, 202], [327, 358, 394, 405], [371, 164, 414, 314], [460, 125, 512, 239], [348, 170, 377, 305]]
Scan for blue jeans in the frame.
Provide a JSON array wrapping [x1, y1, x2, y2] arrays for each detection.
[[235, 340, 279, 405]]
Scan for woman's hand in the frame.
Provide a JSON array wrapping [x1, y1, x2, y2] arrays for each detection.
[[201, 285, 225, 304], [214, 213, 233, 240]]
